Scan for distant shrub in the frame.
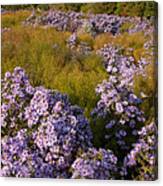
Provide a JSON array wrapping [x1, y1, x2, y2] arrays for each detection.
[[115, 2, 157, 17], [2, 1, 157, 17], [2, 5, 33, 11], [144, 2, 158, 18], [81, 3, 109, 14], [49, 3, 81, 12], [2, 4, 50, 11]]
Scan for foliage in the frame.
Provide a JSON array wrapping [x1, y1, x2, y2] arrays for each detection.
[[2, 2, 157, 18], [1, 5, 157, 180]]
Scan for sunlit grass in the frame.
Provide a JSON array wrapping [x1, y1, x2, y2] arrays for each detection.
[[94, 32, 147, 49], [2, 25, 107, 117], [2, 10, 31, 28]]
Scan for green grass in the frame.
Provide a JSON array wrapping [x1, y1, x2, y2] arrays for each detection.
[[2, 25, 108, 118], [2, 10, 31, 28]]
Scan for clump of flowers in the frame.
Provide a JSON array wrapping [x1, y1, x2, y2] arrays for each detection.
[[92, 45, 146, 158], [67, 33, 78, 49], [89, 14, 123, 35], [96, 44, 148, 90], [71, 148, 117, 179], [1, 129, 32, 177], [1, 67, 35, 135], [92, 80, 146, 158], [121, 121, 158, 180], [24, 10, 83, 32], [23, 9, 154, 37], [1, 67, 93, 178]]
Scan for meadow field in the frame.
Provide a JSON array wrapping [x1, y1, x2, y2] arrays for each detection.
[[1, 2, 158, 180]]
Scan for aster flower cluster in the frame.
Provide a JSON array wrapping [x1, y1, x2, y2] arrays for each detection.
[[122, 121, 157, 180], [91, 45, 148, 156], [1, 128, 59, 178], [120, 16, 154, 35], [1, 67, 94, 178], [96, 45, 148, 89], [1, 67, 35, 133], [24, 10, 83, 32], [67, 33, 78, 49], [71, 148, 117, 179], [1, 129, 32, 177], [89, 14, 123, 35], [23, 10, 153, 37], [24, 11, 122, 34], [79, 19, 96, 36], [90, 38, 158, 180], [30, 88, 93, 170]]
